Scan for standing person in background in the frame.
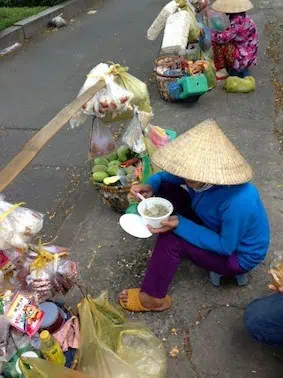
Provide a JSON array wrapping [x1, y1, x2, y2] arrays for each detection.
[[211, 0, 259, 80]]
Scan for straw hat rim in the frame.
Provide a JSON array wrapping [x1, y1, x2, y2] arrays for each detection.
[[151, 119, 253, 186], [211, 0, 254, 13]]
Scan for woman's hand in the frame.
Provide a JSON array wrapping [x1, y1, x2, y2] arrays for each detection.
[[130, 184, 153, 200], [148, 215, 179, 234]]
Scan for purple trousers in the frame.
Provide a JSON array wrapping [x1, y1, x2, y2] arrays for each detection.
[[141, 183, 244, 298]]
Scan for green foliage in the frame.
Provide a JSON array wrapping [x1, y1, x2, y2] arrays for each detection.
[[0, 0, 64, 7]]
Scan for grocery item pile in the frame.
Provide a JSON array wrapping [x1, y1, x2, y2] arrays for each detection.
[[0, 195, 167, 377]]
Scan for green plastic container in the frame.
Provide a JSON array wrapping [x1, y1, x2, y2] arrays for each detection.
[[177, 74, 208, 99]]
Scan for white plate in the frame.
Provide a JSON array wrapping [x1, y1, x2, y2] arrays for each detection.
[[119, 214, 152, 239]]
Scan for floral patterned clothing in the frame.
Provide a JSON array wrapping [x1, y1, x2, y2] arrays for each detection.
[[212, 15, 259, 71]]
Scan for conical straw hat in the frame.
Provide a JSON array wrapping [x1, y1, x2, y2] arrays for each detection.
[[151, 119, 253, 185], [212, 0, 254, 13]]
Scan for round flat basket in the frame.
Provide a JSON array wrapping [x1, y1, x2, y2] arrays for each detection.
[[94, 182, 131, 213]]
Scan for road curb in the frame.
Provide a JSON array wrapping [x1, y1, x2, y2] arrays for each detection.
[[0, 0, 102, 50]]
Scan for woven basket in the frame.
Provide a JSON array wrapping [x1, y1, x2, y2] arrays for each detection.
[[94, 182, 131, 213], [154, 56, 183, 102]]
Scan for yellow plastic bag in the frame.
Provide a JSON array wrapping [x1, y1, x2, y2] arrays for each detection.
[[224, 76, 256, 93], [102, 64, 152, 123], [20, 357, 90, 378], [77, 292, 167, 377]]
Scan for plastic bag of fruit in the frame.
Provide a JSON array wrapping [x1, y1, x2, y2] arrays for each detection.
[[89, 117, 116, 158]]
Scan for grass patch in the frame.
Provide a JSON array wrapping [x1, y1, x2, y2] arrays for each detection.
[[0, 6, 47, 31]]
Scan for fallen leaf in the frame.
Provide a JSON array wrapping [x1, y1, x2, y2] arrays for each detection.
[[169, 346, 180, 358], [171, 328, 178, 335]]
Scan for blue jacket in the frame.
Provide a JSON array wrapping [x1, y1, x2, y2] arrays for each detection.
[[147, 172, 270, 271]]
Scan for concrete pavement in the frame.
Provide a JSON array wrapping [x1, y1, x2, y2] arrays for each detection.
[[0, 0, 283, 376]]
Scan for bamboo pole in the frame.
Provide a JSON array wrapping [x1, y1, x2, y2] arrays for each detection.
[[0, 80, 105, 192]]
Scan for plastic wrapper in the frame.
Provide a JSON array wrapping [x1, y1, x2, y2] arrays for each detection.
[[161, 11, 191, 54], [199, 23, 212, 52], [187, 8, 201, 42], [70, 63, 109, 128], [190, 0, 208, 12], [70, 64, 151, 126], [224, 76, 256, 93], [202, 59, 216, 89], [77, 292, 167, 377], [91, 76, 133, 119], [269, 252, 283, 289], [147, 1, 178, 41], [207, 10, 225, 32], [0, 197, 44, 250], [89, 118, 116, 158], [20, 243, 78, 303], [122, 108, 152, 154], [19, 357, 90, 378]]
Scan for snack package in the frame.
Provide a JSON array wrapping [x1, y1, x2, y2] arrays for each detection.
[[0, 197, 44, 250], [269, 252, 283, 289], [147, 0, 178, 41], [4, 291, 44, 337], [89, 118, 116, 158], [161, 11, 191, 54], [24, 243, 78, 302]]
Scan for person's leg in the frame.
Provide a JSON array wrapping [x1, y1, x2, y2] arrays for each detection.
[[244, 294, 283, 346], [140, 232, 243, 299], [241, 67, 249, 77]]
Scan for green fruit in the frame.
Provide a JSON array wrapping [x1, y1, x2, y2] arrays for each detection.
[[124, 165, 135, 174], [108, 160, 121, 167], [92, 171, 109, 183], [92, 165, 107, 173], [107, 166, 119, 176], [106, 151, 118, 162], [94, 157, 109, 166], [117, 145, 130, 162], [103, 176, 120, 185]]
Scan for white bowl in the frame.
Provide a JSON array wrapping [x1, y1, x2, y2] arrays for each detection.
[[138, 197, 174, 229]]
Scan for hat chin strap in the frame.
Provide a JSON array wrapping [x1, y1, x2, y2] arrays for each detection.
[[192, 183, 213, 193]]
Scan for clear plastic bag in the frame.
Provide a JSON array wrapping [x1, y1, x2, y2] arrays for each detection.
[[122, 109, 147, 154], [70, 63, 109, 128], [23, 244, 78, 302], [92, 75, 133, 119], [269, 251, 283, 289], [199, 23, 212, 52], [89, 117, 116, 158], [77, 292, 167, 377], [0, 196, 44, 250], [206, 9, 226, 32], [224, 76, 256, 93], [19, 357, 90, 378]]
